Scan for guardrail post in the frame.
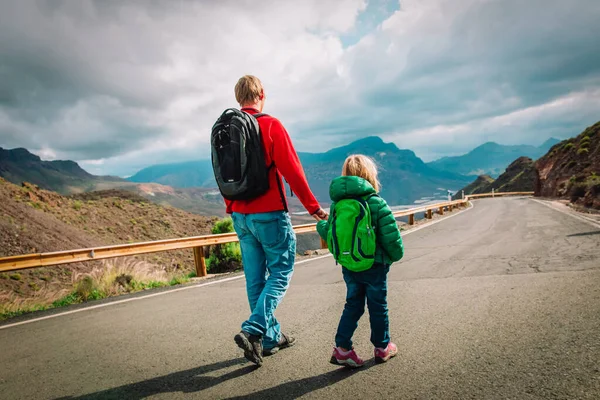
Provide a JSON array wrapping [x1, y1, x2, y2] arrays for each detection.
[[193, 246, 207, 277], [408, 214, 415, 225], [492, 188, 495, 198], [320, 238, 327, 249], [427, 209, 433, 219], [438, 206, 444, 215]]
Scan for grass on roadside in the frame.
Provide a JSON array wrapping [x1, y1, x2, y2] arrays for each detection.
[[0, 259, 199, 321]]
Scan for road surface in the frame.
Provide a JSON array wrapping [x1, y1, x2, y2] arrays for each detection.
[[1, 198, 599, 399]]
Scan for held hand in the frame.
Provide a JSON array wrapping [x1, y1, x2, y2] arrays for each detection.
[[312, 208, 329, 221]]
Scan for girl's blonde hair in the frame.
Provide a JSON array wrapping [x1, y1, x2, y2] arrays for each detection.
[[342, 154, 381, 192]]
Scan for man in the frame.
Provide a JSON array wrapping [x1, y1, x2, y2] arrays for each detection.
[[227, 75, 327, 367]]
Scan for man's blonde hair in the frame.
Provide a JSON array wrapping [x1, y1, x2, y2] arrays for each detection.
[[342, 154, 381, 192], [234, 75, 263, 106]]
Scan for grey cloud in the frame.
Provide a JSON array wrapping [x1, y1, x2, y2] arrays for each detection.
[[295, 0, 600, 151], [0, 0, 599, 175]]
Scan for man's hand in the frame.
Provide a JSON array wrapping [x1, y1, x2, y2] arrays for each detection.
[[312, 208, 329, 221]]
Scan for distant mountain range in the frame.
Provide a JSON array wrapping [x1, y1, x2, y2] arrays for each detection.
[[129, 160, 214, 188], [129, 136, 473, 206], [0, 134, 570, 215], [297, 136, 471, 205], [0, 147, 123, 194], [427, 138, 560, 177], [0, 148, 226, 216]]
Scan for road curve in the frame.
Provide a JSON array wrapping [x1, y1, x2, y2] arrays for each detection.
[[0, 198, 599, 399]]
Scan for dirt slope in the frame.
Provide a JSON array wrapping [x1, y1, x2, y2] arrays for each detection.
[[0, 178, 216, 305], [535, 121, 600, 209]]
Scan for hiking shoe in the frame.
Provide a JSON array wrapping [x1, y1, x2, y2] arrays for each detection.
[[263, 333, 297, 356], [374, 342, 398, 363], [329, 347, 364, 368], [234, 331, 263, 367]]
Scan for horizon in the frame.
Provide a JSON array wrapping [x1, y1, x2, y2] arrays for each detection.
[[1, 1, 599, 177], [1, 133, 566, 179]]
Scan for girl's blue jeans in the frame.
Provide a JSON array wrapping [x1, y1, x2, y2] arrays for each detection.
[[336, 263, 391, 349]]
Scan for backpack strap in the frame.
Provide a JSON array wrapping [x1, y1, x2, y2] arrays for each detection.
[[252, 113, 268, 119]]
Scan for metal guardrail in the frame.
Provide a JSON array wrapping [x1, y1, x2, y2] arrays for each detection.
[[0, 192, 532, 275], [466, 191, 534, 199]]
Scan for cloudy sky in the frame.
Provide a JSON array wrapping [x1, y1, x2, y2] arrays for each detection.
[[1, 0, 599, 177]]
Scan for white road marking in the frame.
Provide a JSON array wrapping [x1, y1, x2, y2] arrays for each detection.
[[0, 202, 474, 330], [531, 199, 600, 229]]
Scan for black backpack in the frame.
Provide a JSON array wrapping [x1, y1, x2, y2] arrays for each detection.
[[211, 108, 270, 201]]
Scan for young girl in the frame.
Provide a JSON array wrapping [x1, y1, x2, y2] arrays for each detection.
[[317, 154, 404, 368]]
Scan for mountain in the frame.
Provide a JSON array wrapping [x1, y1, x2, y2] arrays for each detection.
[[128, 136, 472, 206], [0, 147, 123, 194], [456, 175, 495, 197], [455, 157, 536, 199], [0, 147, 229, 217], [428, 139, 560, 177], [535, 121, 600, 209], [128, 160, 215, 188], [297, 136, 472, 205]]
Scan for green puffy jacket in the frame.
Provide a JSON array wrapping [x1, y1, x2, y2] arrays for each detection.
[[317, 176, 404, 265]]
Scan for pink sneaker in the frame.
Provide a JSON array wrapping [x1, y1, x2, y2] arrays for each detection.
[[374, 342, 398, 363], [330, 347, 364, 368]]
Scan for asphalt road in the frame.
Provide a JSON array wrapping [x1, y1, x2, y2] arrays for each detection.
[[1, 198, 599, 399]]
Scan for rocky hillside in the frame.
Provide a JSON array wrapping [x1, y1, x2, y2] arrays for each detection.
[[456, 157, 536, 198], [0, 147, 124, 194], [0, 178, 216, 311], [535, 121, 600, 209], [456, 175, 495, 197]]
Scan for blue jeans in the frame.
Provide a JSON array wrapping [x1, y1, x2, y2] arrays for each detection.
[[231, 211, 296, 349], [335, 263, 391, 349]]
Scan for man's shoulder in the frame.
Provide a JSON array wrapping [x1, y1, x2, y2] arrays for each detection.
[[257, 113, 281, 123], [257, 114, 285, 131]]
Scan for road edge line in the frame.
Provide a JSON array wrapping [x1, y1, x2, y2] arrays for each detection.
[[0, 203, 475, 330], [530, 199, 600, 229]]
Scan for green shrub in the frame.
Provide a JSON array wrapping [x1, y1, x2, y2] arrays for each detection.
[[212, 217, 234, 234], [580, 135, 591, 144], [563, 143, 574, 151], [72, 200, 83, 211], [9, 273, 22, 281], [52, 293, 81, 308], [27, 202, 43, 210], [577, 148, 589, 155], [207, 218, 242, 273], [75, 276, 104, 301], [168, 275, 192, 286], [566, 160, 577, 169]]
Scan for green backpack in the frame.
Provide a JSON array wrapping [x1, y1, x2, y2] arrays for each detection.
[[327, 195, 377, 272]]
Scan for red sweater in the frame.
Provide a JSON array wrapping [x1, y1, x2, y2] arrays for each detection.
[[224, 107, 321, 215]]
